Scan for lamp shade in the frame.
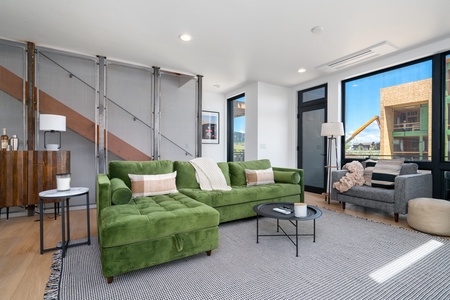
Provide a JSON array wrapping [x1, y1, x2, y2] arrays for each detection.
[[321, 122, 344, 137], [40, 114, 66, 131]]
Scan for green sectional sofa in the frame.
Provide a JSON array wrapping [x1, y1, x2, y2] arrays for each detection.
[[96, 159, 304, 282]]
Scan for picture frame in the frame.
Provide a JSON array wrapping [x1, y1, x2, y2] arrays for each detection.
[[202, 111, 219, 144]]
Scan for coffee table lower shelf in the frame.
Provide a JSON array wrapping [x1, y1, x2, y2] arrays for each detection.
[[253, 202, 322, 257]]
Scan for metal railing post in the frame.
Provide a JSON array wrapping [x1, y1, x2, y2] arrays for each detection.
[[197, 75, 203, 158], [153, 66, 161, 160], [98, 56, 106, 173]]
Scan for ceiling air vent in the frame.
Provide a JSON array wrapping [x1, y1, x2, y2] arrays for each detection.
[[317, 41, 398, 73]]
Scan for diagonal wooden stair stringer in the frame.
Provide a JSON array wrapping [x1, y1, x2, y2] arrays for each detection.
[[0, 65, 152, 161]]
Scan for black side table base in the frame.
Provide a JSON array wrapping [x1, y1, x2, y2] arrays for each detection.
[[39, 188, 91, 258], [254, 203, 322, 257], [256, 215, 316, 257]]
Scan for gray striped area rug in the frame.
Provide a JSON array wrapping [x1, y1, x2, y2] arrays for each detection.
[[46, 208, 450, 299]]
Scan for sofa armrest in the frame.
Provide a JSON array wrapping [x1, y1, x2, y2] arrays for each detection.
[[331, 170, 348, 200], [394, 173, 432, 214], [96, 173, 112, 215], [272, 167, 304, 203]]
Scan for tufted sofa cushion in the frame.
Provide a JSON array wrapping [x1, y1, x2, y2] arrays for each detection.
[[100, 193, 219, 248]]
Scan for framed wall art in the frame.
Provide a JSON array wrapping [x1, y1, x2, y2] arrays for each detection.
[[202, 111, 219, 144]]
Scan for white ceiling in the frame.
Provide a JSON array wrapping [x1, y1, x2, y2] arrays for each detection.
[[1, 0, 449, 93]]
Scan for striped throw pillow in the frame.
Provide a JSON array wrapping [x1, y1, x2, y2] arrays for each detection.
[[371, 159, 404, 189], [128, 171, 178, 197], [245, 168, 274, 186]]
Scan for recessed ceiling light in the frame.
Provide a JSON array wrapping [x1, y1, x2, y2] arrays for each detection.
[[298, 68, 306, 73], [179, 33, 192, 41], [213, 84, 220, 88], [311, 26, 324, 34]]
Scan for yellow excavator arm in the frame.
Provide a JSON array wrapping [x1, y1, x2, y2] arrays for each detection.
[[345, 116, 380, 144]]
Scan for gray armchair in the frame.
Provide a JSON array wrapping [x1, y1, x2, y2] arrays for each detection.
[[331, 163, 432, 222]]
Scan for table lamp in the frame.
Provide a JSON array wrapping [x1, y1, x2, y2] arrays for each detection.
[[40, 114, 66, 150]]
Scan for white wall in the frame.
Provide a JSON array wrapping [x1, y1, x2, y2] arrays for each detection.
[[224, 82, 293, 167], [257, 82, 291, 167], [201, 91, 227, 162], [242, 82, 259, 161]]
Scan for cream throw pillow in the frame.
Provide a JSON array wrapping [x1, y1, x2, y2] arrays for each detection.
[[245, 168, 275, 186], [128, 171, 178, 197]]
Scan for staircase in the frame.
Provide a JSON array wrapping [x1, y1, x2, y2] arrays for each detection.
[[0, 65, 151, 161]]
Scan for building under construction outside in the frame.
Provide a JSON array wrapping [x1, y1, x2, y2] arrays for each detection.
[[347, 78, 432, 161]]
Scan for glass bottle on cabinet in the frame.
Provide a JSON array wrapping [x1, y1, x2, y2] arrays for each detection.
[[1, 128, 8, 151]]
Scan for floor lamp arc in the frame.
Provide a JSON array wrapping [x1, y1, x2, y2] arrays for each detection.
[[321, 122, 344, 204]]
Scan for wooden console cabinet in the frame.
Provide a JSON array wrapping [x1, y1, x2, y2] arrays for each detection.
[[0, 151, 70, 213]]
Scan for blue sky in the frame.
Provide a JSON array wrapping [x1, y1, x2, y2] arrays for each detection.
[[233, 96, 246, 133], [234, 116, 245, 133], [345, 60, 432, 144]]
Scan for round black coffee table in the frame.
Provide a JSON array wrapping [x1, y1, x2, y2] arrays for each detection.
[[253, 202, 322, 257]]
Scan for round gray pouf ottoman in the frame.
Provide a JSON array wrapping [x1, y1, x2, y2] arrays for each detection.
[[407, 198, 450, 236]]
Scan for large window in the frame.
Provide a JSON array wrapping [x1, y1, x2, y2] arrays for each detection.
[[344, 59, 432, 161], [343, 52, 450, 198]]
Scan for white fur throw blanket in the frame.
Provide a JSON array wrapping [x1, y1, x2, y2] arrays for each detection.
[[190, 157, 232, 191], [333, 161, 365, 193]]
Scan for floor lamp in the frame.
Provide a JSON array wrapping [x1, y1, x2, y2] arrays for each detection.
[[321, 122, 344, 204]]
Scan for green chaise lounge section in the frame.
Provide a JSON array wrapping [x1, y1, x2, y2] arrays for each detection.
[[96, 160, 220, 283]]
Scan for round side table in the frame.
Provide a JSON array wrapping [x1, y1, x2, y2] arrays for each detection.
[[39, 187, 91, 258]]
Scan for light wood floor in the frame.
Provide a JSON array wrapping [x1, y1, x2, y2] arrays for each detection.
[[0, 192, 429, 300], [0, 206, 97, 300]]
